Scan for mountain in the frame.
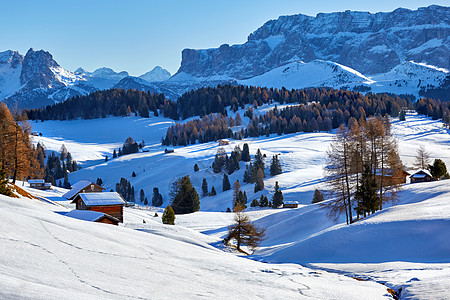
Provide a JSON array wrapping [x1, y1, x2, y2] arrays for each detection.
[[139, 66, 171, 82], [113, 76, 180, 100], [176, 5, 449, 79]]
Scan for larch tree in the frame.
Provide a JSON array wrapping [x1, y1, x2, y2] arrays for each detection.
[[414, 145, 431, 170], [162, 205, 175, 225], [223, 203, 265, 252]]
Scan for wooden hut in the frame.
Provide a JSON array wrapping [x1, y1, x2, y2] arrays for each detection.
[[410, 169, 433, 183], [28, 179, 51, 190], [63, 180, 105, 201], [283, 201, 299, 208], [71, 192, 126, 222], [64, 210, 120, 225]]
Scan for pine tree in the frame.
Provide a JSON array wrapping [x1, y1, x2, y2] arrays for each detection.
[[254, 168, 264, 192], [250, 199, 259, 207], [140, 189, 145, 203], [105, 155, 108, 162], [222, 173, 231, 191], [132, 171, 136, 177], [113, 149, 117, 158], [209, 186, 216, 196], [223, 203, 265, 252], [272, 181, 283, 208], [269, 155, 282, 176], [254, 149, 264, 172], [162, 205, 175, 225], [170, 175, 200, 214], [312, 189, 324, 204], [144, 197, 148, 206], [152, 187, 163, 206], [354, 165, 380, 216], [241, 143, 250, 161], [59, 144, 68, 161], [202, 178, 208, 196], [0, 168, 12, 196], [96, 178, 103, 186], [429, 159, 448, 179], [259, 194, 268, 207], [194, 164, 199, 172], [399, 109, 406, 121]]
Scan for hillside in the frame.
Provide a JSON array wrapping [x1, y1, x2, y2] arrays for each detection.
[[0, 193, 391, 299]]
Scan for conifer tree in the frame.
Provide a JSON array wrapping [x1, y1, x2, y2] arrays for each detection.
[[209, 186, 216, 196], [241, 143, 251, 161], [250, 199, 259, 207], [140, 189, 145, 203], [152, 187, 163, 206], [259, 194, 268, 207], [170, 175, 200, 214], [96, 178, 103, 186], [132, 171, 136, 177], [429, 159, 448, 179], [232, 180, 241, 208], [254, 149, 265, 173], [312, 189, 324, 204], [222, 173, 231, 191], [162, 205, 175, 225], [0, 168, 12, 196], [194, 164, 199, 172], [223, 203, 265, 251], [254, 168, 264, 192], [269, 155, 282, 176], [113, 149, 117, 158], [272, 181, 283, 208], [202, 178, 208, 196]]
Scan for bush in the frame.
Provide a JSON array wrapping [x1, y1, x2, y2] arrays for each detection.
[[162, 205, 175, 225]]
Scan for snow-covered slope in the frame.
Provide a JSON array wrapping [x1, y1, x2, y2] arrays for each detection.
[[240, 60, 373, 90], [0, 193, 391, 299]]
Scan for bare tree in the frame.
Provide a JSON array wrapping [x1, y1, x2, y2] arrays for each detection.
[[223, 203, 265, 252], [413, 144, 431, 170]]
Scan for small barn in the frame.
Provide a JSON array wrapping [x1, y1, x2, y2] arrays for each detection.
[[218, 139, 230, 146], [71, 192, 126, 223], [62, 180, 105, 201], [28, 179, 51, 190], [64, 210, 120, 226], [283, 201, 299, 208], [164, 148, 174, 153], [410, 169, 433, 183], [374, 169, 410, 185]]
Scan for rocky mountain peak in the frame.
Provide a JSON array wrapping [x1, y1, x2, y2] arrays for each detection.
[[139, 66, 171, 82], [0, 50, 23, 68], [20, 48, 61, 88]]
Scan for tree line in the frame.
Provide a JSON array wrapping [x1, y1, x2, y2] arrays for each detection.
[[24, 89, 178, 121]]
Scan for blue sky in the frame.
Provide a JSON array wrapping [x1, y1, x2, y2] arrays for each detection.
[[2, 0, 447, 75]]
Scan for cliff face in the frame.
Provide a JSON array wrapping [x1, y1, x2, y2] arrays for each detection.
[[176, 5, 450, 79]]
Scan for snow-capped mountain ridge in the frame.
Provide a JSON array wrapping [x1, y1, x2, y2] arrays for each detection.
[[177, 5, 449, 79]]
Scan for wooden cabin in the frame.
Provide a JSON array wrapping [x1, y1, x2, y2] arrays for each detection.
[[71, 192, 126, 223], [410, 169, 433, 183], [64, 210, 120, 225], [283, 201, 299, 208], [218, 139, 230, 146], [63, 180, 105, 201], [374, 169, 410, 185], [28, 179, 51, 190]]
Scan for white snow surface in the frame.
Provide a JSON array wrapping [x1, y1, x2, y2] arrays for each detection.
[[0, 194, 391, 299]]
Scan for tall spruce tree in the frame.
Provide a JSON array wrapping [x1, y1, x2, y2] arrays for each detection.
[[202, 178, 208, 196], [269, 155, 282, 176], [152, 187, 163, 206], [272, 182, 283, 208], [241, 143, 251, 161], [223, 174, 231, 191], [170, 175, 200, 214]]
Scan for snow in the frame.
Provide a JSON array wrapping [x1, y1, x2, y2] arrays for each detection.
[[0, 193, 391, 299], [263, 35, 285, 50], [64, 210, 105, 222]]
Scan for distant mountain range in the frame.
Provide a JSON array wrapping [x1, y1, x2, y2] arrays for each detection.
[[1, 5, 448, 109]]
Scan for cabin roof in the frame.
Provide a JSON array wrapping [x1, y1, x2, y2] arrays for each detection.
[[64, 210, 119, 223], [72, 192, 126, 206], [410, 169, 432, 178], [28, 179, 44, 184], [62, 180, 104, 199], [284, 201, 299, 205]]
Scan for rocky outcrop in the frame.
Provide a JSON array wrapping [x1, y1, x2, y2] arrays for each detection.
[[176, 5, 450, 79]]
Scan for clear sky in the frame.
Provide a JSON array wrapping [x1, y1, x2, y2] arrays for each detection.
[[2, 0, 447, 76]]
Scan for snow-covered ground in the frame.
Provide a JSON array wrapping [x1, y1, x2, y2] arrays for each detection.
[[10, 111, 450, 298], [0, 193, 392, 299]]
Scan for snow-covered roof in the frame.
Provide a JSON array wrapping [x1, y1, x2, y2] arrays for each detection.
[[410, 169, 432, 178], [64, 210, 105, 222], [62, 180, 102, 200], [28, 179, 44, 184], [284, 201, 299, 205], [74, 192, 126, 206]]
